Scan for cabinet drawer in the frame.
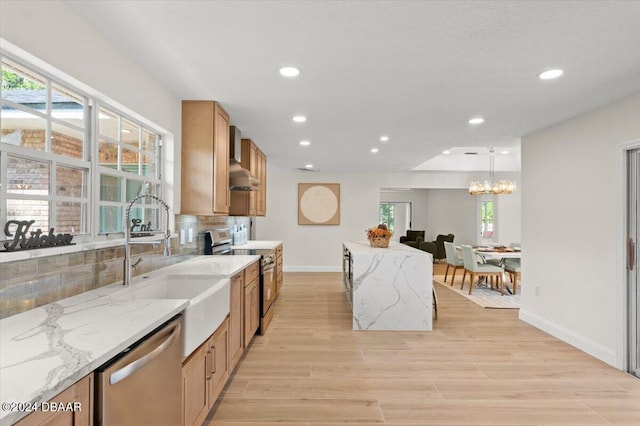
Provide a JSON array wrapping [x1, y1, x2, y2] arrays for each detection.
[[245, 261, 259, 284], [231, 271, 244, 288]]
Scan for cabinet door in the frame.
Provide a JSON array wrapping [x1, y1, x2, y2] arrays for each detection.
[[14, 375, 92, 426], [244, 278, 260, 346], [208, 318, 229, 407], [229, 272, 244, 371], [248, 142, 258, 216], [250, 279, 260, 337], [182, 344, 208, 426], [243, 283, 252, 348], [181, 101, 215, 215], [213, 104, 230, 214], [256, 150, 267, 216], [276, 255, 283, 293]]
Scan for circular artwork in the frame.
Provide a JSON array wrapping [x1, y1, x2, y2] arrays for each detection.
[[299, 185, 339, 224]]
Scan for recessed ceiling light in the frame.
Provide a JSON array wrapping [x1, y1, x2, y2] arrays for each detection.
[[121, 129, 131, 134], [539, 69, 563, 80], [468, 117, 485, 125], [293, 115, 306, 123], [279, 66, 300, 77], [380, 135, 389, 142], [305, 164, 313, 168], [299, 140, 311, 146], [371, 148, 379, 153], [443, 150, 451, 155], [501, 150, 510, 154]]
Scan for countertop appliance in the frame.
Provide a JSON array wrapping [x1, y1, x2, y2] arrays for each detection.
[[205, 229, 276, 335], [95, 315, 183, 426]]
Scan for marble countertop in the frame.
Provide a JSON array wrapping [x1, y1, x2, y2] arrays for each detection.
[[231, 240, 283, 250], [171, 255, 260, 276], [344, 240, 428, 256], [0, 255, 260, 426]]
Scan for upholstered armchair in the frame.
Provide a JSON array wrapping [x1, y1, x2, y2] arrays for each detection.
[[418, 241, 437, 259], [432, 234, 454, 261], [399, 230, 425, 248]]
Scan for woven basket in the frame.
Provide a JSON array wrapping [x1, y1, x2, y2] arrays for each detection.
[[369, 236, 390, 248]]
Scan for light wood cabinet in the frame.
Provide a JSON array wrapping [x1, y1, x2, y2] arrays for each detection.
[[230, 139, 264, 216], [256, 149, 267, 216], [181, 262, 260, 425], [207, 317, 229, 405], [14, 374, 93, 426], [181, 343, 208, 426], [228, 271, 244, 371], [244, 276, 260, 347], [181, 101, 230, 215], [276, 244, 283, 293]]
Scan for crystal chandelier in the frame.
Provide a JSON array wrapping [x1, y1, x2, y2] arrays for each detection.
[[469, 148, 516, 195]]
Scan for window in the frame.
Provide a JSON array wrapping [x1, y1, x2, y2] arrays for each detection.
[[0, 55, 162, 241], [97, 106, 161, 234], [480, 199, 494, 244], [379, 202, 396, 233]]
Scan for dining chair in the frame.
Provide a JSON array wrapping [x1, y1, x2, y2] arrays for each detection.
[[504, 258, 521, 295], [460, 245, 505, 295], [444, 241, 464, 286]]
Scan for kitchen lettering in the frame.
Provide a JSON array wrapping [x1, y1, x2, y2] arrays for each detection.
[[3, 220, 74, 251]]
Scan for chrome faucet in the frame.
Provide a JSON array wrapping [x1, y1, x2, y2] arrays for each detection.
[[123, 194, 171, 286]]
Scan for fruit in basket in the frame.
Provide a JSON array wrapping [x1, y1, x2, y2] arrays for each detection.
[[366, 225, 393, 239]]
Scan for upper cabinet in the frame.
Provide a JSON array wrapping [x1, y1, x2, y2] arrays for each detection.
[[257, 148, 267, 216], [230, 139, 267, 217], [181, 101, 230, 215]]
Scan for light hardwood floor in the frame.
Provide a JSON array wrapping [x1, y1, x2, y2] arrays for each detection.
[[206, 266, 640, 425]]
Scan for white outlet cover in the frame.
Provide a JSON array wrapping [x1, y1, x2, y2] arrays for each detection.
[[188, 228, 194, 243], [180, 229, 186, 245]]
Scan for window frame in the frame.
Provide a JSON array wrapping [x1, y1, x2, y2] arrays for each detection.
[[0, 52, 164, 244]]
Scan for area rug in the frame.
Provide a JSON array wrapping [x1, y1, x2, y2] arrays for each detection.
[[433, 275, 520, 309]]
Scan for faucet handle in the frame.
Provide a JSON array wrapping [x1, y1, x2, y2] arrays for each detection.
[[132, 257, 143, 270]]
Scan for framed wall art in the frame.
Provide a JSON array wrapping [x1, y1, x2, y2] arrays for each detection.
[[298, 183, 340, 225]]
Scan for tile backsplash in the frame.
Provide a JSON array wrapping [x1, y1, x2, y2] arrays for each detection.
[[0, 215, 251, 319]]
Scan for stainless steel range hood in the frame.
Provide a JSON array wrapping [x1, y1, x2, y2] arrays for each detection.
[[229, 126, 261, 191]]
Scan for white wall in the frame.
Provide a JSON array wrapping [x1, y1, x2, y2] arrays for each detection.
[[520, 92, 640, 368], [496, 187, 522, 245], [424, 189, 478, 245], [255, 167, 380, 271], [256, 166, 521, 271], [0, 0, 182, 212]]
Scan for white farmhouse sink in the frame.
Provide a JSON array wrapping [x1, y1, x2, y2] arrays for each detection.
[[113, 274, 230, 357]]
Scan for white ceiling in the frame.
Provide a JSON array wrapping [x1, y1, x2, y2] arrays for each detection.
[[65, 0, 640, 173]]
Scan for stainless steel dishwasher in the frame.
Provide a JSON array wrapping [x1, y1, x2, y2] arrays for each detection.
[[95, 315, 183, 426]]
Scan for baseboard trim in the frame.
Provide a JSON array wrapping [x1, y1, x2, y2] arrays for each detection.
[[519, 309, 618, 368], [283, 266, 342, 273]]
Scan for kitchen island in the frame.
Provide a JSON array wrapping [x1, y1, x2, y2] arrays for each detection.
[[343, 241, 432, 331]]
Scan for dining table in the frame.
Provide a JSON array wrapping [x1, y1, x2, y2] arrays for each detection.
[[457, 245, 522, 294]]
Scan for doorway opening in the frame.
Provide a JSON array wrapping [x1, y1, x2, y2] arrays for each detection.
[[478, 195, 496, 245], [379, 202, 412, 242]]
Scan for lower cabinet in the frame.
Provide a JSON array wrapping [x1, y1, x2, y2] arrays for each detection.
[[228, 271, 244, 371], [181, 261, 261, 426], [182, 344, 208, 426], [14, 374, 93, 426], [207, 317, 229, 404], [244, 276, 260, 347]]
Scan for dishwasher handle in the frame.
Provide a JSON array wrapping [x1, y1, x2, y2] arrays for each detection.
[[109, 322, 181, 385]]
